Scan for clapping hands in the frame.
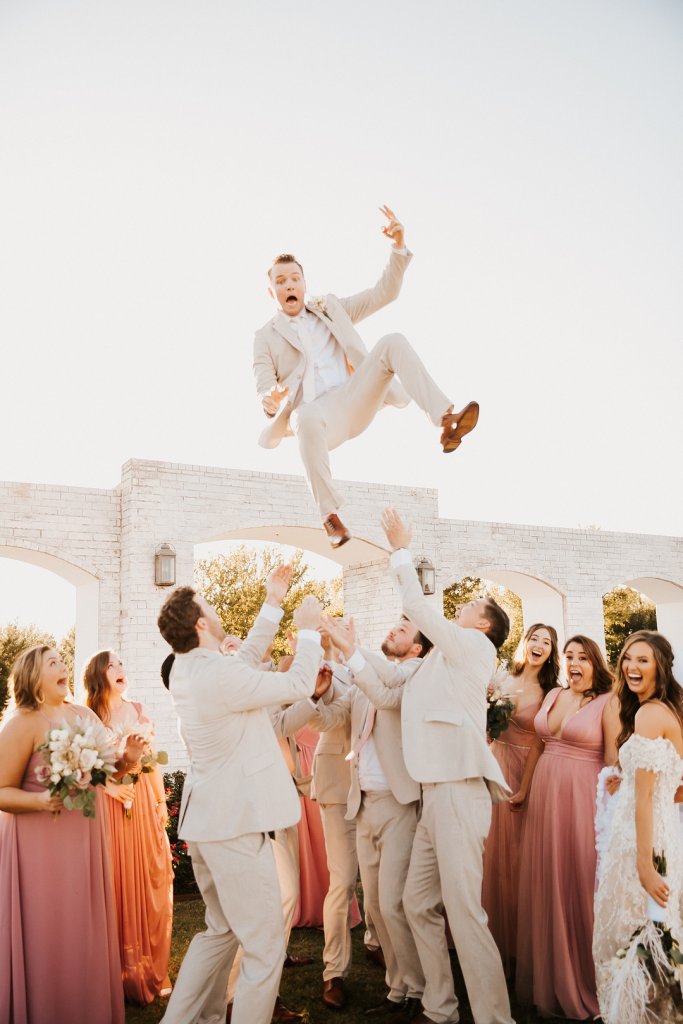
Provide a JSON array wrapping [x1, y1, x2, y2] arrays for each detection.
[[321, 614, 356, 659], [294, 595, 323, 631], [265, 563, 294, 607]]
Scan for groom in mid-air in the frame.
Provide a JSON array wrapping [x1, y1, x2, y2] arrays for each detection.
[[253, 206, 479, 549]]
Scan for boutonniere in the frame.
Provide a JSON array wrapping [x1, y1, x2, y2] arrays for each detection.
[[309, 296, 332, 321]]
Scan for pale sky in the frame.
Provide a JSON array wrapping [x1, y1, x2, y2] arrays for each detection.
[[1, 0, 681, 636]]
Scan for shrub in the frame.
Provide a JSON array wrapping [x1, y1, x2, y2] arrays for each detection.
[[164, 770, 199, 896]]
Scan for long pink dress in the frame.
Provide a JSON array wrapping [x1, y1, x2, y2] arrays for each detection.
[[292, 725, 362, 929], [482, 698, 541, 977], [104, 702, 173, 1003], [516, 688, 610, 1020], [0, 750, 124, 1024]]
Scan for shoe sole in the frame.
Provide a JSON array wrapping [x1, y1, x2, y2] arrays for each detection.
[[442, 401, 479, 453]]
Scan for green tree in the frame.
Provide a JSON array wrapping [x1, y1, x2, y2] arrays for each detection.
[[0, 623, 56, 713], [58, 626, 76, 693], [603, 587, 657, 667], [443, 577, 523, 666], [195, 546, 342, 662]]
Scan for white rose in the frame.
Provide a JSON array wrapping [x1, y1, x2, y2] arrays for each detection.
[[79, 748, 98, 771]]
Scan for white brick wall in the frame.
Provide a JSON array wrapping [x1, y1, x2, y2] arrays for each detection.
[[2, 459, 682, 769]]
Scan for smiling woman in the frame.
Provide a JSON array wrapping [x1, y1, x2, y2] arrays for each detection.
[[0, 645, 125, 1024]]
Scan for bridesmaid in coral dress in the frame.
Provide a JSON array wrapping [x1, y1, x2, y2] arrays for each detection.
[[84, 650, 174, 1005], [0, 645, 136, 1024], [515, 634, 620, 1020], [482, 622, 560, 978]]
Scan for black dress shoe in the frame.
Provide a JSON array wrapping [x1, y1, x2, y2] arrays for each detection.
[[403, 997, 423, 1020], [364, 997, 406, 1016]]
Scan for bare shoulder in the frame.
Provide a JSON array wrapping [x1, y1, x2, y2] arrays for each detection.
[[0, 708, 43, 750], [634, 701, 672, 739], [602, 692, 621, 717]]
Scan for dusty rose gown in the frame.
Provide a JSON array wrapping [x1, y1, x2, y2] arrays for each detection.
[[482, 697, 542, 976], [104, 702, 173, 1004], [0, 749, 124, 1024], [516, 687, 611, 1020]]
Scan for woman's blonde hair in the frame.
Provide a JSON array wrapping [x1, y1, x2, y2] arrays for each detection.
[[7, 645, 53, 711]]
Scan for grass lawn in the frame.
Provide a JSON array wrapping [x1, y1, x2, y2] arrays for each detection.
[[125, 898, 551, 1023]]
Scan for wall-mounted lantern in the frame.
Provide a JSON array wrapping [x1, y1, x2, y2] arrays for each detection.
[[154, 543, 176, 587], [415, 557, 436, 596]]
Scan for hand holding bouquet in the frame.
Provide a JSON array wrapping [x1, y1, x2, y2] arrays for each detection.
[[486, 669, 517, 741], [116, 722, 168, 818], [35, 716, 119, 819]]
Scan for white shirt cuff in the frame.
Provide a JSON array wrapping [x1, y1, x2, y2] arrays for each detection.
[[259, 603, 284, 625], [298, 629, 322, 646], [392, 246, 408, 256], [347, 649, 367, 674], [390, 548, 412, 569]]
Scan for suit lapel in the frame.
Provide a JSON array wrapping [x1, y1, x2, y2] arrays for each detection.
[[306, 301, 344, 345], [272, 312, 304, 354]]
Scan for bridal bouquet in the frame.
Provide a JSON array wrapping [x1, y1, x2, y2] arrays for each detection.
[[486, 671, 516, 740], [608, 852, 683, 1022], [35, 716, 119, 818]]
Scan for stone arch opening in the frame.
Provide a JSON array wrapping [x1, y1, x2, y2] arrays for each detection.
[[623, 577, 683, 673], [0, 544, 100, 695]]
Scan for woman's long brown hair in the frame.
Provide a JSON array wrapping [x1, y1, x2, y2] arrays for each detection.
[[615, 631, 683, 750], [83, 650, 114, 724], [509, 623, 560, 695]]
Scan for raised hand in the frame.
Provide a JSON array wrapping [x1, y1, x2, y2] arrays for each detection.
[[379, 205, 405, 249], [321, 614, 356, 659], [265, 563, 293, 607], [313, 664, 333, 700], [381, 507, 413, 551], [293, 595, 323, 631], [262, 384, 289, 417], [220, 635, 243, 655]]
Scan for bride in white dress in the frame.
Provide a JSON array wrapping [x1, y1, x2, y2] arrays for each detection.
[[594, 630, 683, 1024]]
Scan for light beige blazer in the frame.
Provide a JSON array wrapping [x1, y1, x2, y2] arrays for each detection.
[[308, 655, 422, 820], [169, 611, 322, 842], [253, 249, 412, 449], [352, 563, 511, 802]]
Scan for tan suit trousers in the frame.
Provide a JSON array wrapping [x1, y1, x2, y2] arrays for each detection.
[[161, 832, 284, 1024], [293, 333, 451, 517], [356, 792, 424, 1002], [404, 780, 513, 1024], [226, 825, 299, 1005], [319, 802, 358, 980]]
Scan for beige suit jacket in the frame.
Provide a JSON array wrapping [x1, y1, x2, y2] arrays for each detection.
[[352, 561, 511, 802], [169, 611, 322, 842], [271, 664, 353, 805], [253, 249, 412, 449], [308, 656, 422, 820]]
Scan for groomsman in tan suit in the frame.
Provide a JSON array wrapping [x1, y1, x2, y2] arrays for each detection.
[[253, 206, 480, 548], [340, 509, 515, 1024], [310, 616, 434, 1020], [267, 639, 360, 1010], [157, 572, 325, 1024]]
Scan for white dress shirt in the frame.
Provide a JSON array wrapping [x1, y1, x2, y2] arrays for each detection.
[[290, 309, 349, 402]]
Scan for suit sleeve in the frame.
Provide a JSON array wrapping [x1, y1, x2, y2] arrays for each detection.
[[305, 687, 353, 733], [253, 331, 279, 404], [271, 696, 321, 738], [338, 249, 412, 324], [217, 636, 322, 713], [349, 655, 407, 709], [392, 559, 487, 667], [236, 608, 280, 668]]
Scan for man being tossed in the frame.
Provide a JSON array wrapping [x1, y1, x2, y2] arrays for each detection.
[[253, 206, 479, 549]]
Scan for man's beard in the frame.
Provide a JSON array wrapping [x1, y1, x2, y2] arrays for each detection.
[[381, 638, 410, 660]]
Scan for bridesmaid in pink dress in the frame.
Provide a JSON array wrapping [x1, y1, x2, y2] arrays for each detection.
[[0, 645, 130, 1024], [515, 635, 620, 1020], [84, 650, 174, 1005], [482, 622, 560, 977]]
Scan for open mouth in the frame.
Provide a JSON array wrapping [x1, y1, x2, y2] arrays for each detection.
[[286, 295, 298, 305]]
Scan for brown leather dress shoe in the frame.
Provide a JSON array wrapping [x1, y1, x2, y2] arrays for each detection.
[[271, 995, 305, 1022], [323, 513, 351, 549], [364, 997, 406, 1016], [283, 952, 314, 967], [440, 400, 480, 453], [322, 976, 346, 1009], [365, 946, 387, 969]]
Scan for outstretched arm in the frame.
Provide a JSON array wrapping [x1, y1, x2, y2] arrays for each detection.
[[338, 207, 411, 324], [237, 564, 293, 667]]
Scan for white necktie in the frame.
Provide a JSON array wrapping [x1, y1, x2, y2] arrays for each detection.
[[296, 316, 317, 404]]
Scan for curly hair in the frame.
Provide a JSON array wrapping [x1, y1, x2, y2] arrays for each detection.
[[615, 631, 683, 751], [157, 586, 202, 653], [510, 623, 560, 695]]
